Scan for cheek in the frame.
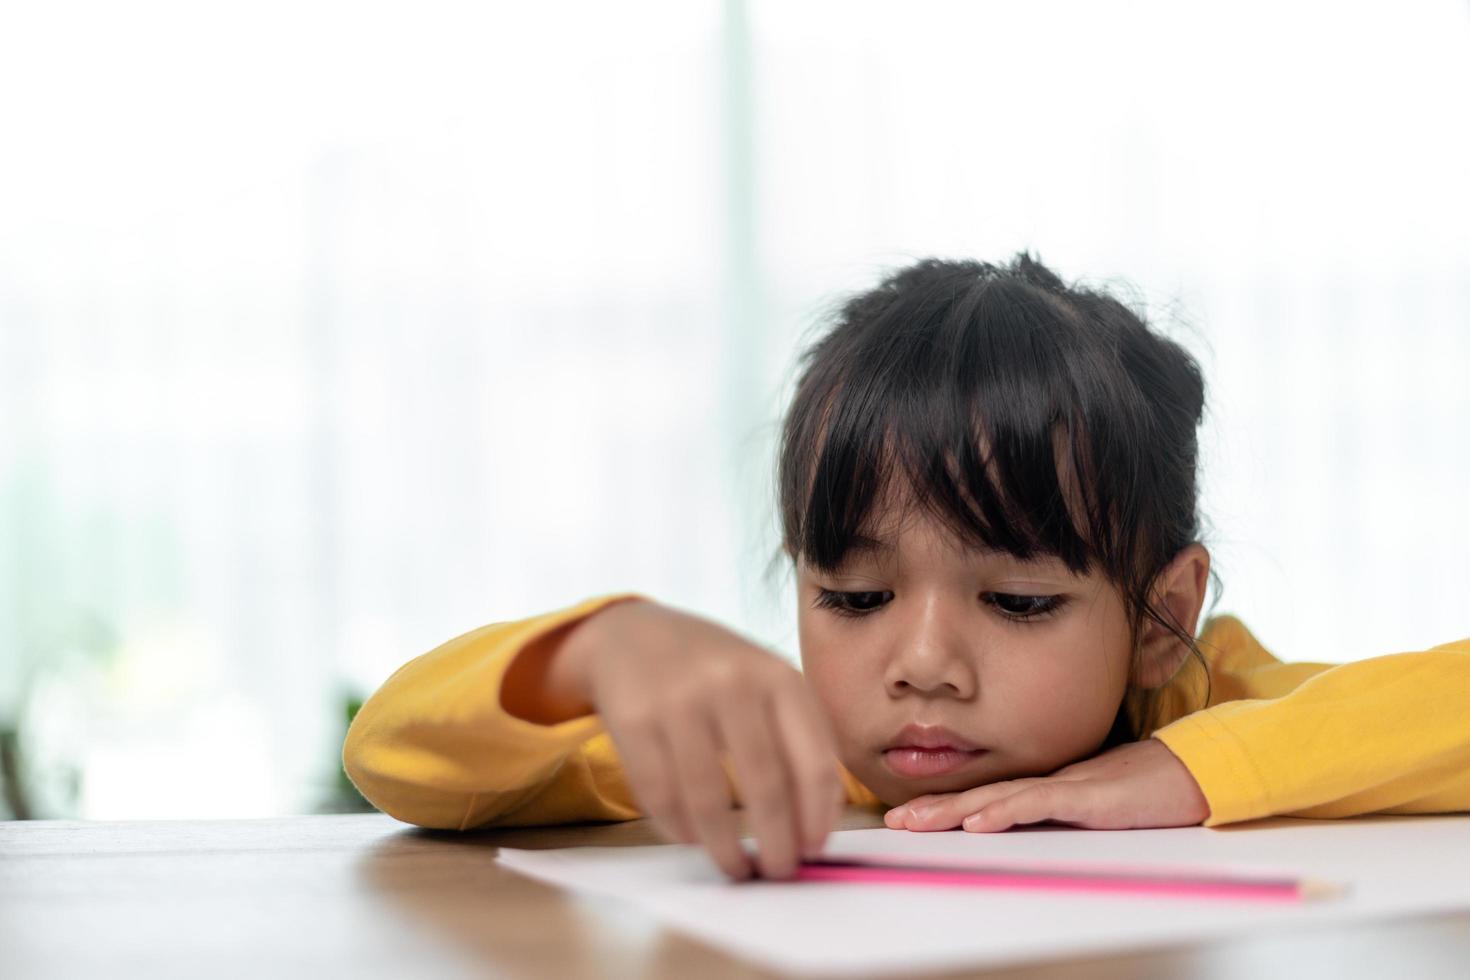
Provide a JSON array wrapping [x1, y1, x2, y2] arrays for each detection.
[[1023, 654, 1114, 716], [988, 631, 1129, 747], [797, 622, 871, 735]]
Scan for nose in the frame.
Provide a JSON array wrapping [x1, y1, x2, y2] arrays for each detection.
[[882, 594, 979, 700]]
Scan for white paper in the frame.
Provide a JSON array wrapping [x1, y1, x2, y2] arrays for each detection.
[[496, 815, 1470, 977]]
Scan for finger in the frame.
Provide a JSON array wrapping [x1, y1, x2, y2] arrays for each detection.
[[608, 713, 695, 845], [770, 683, 846, 860], [899, 779, 1046, 831], [716, 691, 799, 880], [772, 684, 846, 858], [882, 793, 951, 828], [665, 709, 753, 880], [963, 782, 1082, 833]]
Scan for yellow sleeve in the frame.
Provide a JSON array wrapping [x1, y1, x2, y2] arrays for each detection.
[[342, 592, 655, 830], [1149, 615, 1470, 827], [342, 592, 886, 830]]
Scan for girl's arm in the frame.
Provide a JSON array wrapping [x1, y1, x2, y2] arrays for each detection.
[[341, 590, 870, 863], [342, 593, 653, 830], [1151, 617, 1470, 826]]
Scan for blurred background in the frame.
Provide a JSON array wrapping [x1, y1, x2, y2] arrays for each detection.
[[1, 0, 1467, 820]]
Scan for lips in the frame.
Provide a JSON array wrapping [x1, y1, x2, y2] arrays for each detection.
[[882, 724, 986, 778]]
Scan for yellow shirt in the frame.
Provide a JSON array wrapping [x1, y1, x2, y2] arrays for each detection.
[[342, 593, 1470, 831]]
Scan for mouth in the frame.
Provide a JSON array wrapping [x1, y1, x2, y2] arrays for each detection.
[[881, 724, 987, 778]]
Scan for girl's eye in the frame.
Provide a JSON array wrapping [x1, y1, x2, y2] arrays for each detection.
[[812, 589, 893, 618], [985, 592, 1067, 621], [812, 590, 1067, 622]]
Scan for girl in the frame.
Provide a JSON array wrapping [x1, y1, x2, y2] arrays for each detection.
[[343, 254, 1470, 882]]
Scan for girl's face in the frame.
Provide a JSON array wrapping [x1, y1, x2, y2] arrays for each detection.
[[795, 492, 1141, 808]]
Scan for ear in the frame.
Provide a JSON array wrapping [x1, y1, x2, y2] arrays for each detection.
[[1129, 542, 1211, 689]]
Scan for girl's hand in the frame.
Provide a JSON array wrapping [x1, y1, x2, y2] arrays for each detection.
[[883, 738, 1210, 833], [552, 598, 847, 881]]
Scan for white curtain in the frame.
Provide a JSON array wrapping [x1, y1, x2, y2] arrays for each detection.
[[2, 0, 1467, 819]]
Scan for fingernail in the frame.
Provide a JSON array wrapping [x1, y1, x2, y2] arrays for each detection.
[[909, 804, 933, 820]]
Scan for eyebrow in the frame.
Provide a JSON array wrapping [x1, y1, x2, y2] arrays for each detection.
[[849, 533, 894, 555]]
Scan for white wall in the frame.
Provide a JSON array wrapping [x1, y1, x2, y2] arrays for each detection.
[[2, 0, 1466, 818]]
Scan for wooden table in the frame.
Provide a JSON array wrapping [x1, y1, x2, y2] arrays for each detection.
[[3, 808, 1468, 979]]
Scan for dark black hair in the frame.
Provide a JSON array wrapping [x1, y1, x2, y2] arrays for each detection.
[[774, 253, 1217, 743]]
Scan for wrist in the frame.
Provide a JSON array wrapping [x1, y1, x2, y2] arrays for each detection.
[[1150, 735, 1212, 825], [501, 597, 649, 725]]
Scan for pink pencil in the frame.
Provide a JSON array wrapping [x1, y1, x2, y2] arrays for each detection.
[[794, 855, 1343, 903]]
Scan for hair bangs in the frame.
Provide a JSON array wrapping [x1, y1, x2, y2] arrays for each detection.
[[785, 277, 1108, 578]]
